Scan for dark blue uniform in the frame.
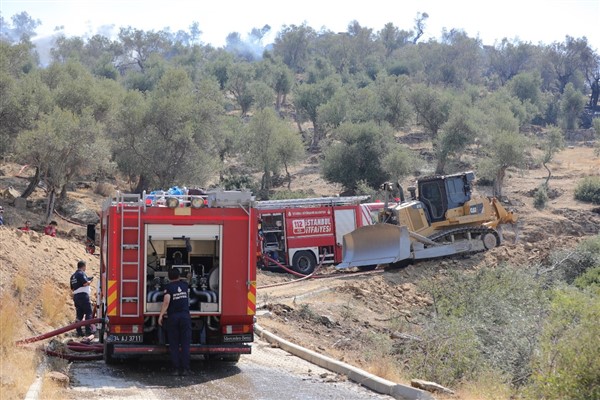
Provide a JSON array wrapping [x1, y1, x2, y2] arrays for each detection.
[[164, 280, 191, 371], [70, 269, 93, 336]]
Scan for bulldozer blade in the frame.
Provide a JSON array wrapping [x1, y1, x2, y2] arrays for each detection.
[[336, 224, 412, 269]]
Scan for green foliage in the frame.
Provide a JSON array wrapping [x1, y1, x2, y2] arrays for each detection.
[[435, 104, 478, 174], [400, 317, 486, 386], [533, 184, 548, 210], [526, 288, 600, 400], [574, 266, 600, 290], [574, 176, 600, 204], [322, 121, 395, 191], [219, 174, 255, 190], [559, 83, 586, 131], [382, 145, 418, 183], [477, 129, 528, 197], [416, 266, 548, 386], [407, 84, 452, 138], [593, 118, 600, 138], [242, 108, 304, 193], [374, 74, 412, 129]]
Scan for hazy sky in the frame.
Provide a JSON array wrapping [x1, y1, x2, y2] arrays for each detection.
[[1, 0, 599, 50]]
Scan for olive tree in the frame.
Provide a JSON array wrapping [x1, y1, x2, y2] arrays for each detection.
[[15, 108, 111, 222], [112, 68, 217, 191], [322, 121, 400, 192], [242, 108, 304, 195], [478, 130, 528, 197]]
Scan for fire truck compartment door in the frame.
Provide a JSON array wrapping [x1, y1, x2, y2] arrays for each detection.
[[334, 209, 357, 246], [146, 224, 221, 240]]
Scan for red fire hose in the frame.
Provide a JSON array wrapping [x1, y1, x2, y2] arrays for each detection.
[[16, 318, 104, 361], [16, 318, 103, 346], [258, 254, 324, 289]]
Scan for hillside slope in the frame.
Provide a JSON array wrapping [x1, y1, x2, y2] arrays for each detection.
[[0, 144, 598, 398]]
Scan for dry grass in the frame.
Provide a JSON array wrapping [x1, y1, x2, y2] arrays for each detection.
[[13, 270, 28, 302], [0, 293, 38, 399], [365, 355, 407, 383], [94, 181, 114, 197], [40, 282, 70, 326], [0, 294, 19, 353]]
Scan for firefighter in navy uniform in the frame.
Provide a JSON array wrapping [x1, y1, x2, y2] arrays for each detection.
[[158, 268, 192, 376], [70, 260, 95, 337]]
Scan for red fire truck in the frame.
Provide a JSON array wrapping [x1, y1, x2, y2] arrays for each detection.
[[97, 190, 257, 364], [255, 196, 385, 274]]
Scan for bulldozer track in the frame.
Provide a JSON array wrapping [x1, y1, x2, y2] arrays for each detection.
[[428, 226, 501, 249]]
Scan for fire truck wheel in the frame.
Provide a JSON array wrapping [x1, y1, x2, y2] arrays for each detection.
[[292, 251, 317, 275]]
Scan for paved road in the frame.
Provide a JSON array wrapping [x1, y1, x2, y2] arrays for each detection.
[[68, 338, 393, 399]]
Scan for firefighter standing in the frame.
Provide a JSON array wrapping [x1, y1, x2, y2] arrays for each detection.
[[158, 268, 192, 376], [70, 260, 95, 337]]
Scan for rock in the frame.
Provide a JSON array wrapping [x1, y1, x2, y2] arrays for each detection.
[[2, 186, 20, 200], [70, 209, 100, 225], [320, 315, 336, 327], [390, 331, 422, 341], [46, 371, 70, 386], [411, 378, 455, 395]]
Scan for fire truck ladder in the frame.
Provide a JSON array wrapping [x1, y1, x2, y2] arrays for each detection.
[[255, 195, 370, 209], [117, 192, 142, 317]]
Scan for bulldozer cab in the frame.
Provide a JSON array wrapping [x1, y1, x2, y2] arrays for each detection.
[[418, 171, 474, 222]]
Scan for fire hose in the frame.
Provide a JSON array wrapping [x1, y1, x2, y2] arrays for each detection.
[[258, 254, 324, 289], [16, 318, 104, 361]]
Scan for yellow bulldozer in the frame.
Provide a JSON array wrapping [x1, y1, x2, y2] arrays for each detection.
[[337, 171, 517, 269]]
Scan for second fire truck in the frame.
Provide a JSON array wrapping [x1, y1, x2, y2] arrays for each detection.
[[255, 196, 385, 274]]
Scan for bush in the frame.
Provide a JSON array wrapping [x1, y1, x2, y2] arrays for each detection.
[[574, 266, 600, 290], [542, 235, 600, 285], [533, 184, 548, 209], [399, 317, 485, 386], [526, 288, 600, 400], [220, 174, 257, 191], [414, 266, 548, 386], [574, 176, 600, 204]]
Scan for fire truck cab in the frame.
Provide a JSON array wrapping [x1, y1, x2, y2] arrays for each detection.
[[98, 190, 257, 364], [256, 196, 384, 274]]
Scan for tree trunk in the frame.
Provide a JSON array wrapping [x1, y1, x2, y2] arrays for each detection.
[[543, 162, 552, 187], [276, 92, 282, 111], [309, 121, 320, 153], [493, 167, 506, 198], [20, 166, 40, 199], [59, 183, 68, 201], [45, 188, 57, 224], [284, 161, 291, 190], [435, 156, 447, 175], [134, 174, 150, 194], [261, 169, 271, 192]]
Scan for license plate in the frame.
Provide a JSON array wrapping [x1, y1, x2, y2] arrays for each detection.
[[107, 334, 143, 343], [223, 334, 253, 343]]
